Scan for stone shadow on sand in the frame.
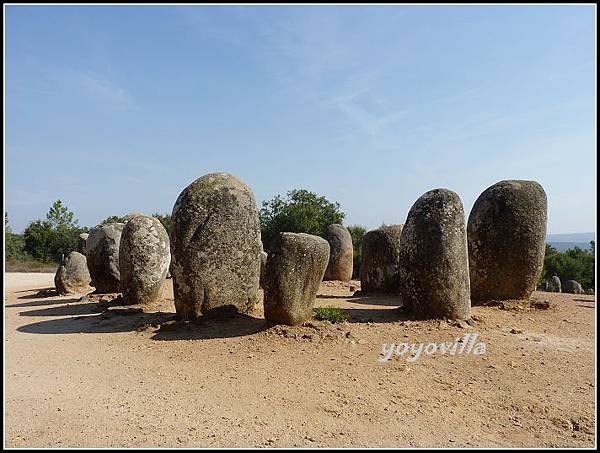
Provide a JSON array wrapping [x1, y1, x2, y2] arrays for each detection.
[[18, 301, 102, 317], [339, 307, 410, 324], [317, 292, 402, 307], [150, 315, 268, 341], [15, 293, 269, 339], [15, 288, 59, 300]]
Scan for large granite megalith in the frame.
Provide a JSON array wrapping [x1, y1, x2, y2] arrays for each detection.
[[263, 232, 330, 326], [119, 215, 171, 305], [468, 180, 547, 304], [399, 189, 471, 320], [170, 173, 262, 319]]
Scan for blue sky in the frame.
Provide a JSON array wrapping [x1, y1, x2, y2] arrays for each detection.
[[5, 5, 596, 234]]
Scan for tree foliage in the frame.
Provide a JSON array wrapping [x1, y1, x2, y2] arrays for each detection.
[[540, 242, 595, 290], [22, 201, 86, 263], [347, 225, 367, 279], [259, 189, 345, 250], [5, 212, 30, 261]]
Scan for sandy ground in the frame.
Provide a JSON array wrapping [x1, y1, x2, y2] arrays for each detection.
[[4, 274, 596, 448]]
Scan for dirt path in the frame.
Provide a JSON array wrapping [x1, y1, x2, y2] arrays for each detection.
[[4, 275, 596, 447]]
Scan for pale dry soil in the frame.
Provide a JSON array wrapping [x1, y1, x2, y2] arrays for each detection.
[[4, 273, 596, 448]]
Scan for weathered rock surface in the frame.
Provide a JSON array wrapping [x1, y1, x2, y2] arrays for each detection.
[[86, 223, 125, 293], [468, 180, 547, 304], [563, 279, 583, 294], [121, 212, 144, 223], [322, 224, 353, 282], [77, 233, 89, 255], [399, 189, 471, 320], [263, 233, 330, 325], [55, 251, 92, 294], [119, 215, 171, 305], [170, 173, 262, 319], [359, 225, 403, 293], [548, 275, 562, 293]]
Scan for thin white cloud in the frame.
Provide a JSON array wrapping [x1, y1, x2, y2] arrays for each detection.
[[46, 68, 136, 111], [76, 72, 136, 111]]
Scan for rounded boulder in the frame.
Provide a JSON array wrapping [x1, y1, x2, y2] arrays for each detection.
[[548, 275, 562, 293], [322, 224, 353, 282], [170, 173, 262, 319], [119, 215, 171, 305], [563, 280, 583, 294], [468, 180, 547, 304], [86, 223, 125, 293], [263, 233, 330, 326], [55, 251, 92, 294], [359, 225, 403, 293], [399, 189, 471, 320]]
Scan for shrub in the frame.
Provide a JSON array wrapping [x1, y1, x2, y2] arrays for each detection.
[[314, 306, 349, 323], [259, 189, 345, 251]]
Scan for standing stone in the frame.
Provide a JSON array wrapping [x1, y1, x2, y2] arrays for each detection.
[[399, 189, 471, 320], [548, 275, 562, 293], [86, 223, 125, 293], [77, 233, 89, 255], [563, 280, 583, 294], [119, 215, 171, 305], [170, 173, 262, 319], [259, 250, 268, 289], [55, 251, 92, 295], [359, 225, 403, 293], [322, 224, 353, 282], [263, 233, 330, 326], [468, 180, 547, 304]]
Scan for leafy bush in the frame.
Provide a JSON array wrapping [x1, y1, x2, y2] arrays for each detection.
[[5, 213, 31, 261], [540, 242, 595, 291], [21, 200, 86, 263], [259, 189, 345, 251], [314, 306, 349, 323], [347, 225, 366, 279]]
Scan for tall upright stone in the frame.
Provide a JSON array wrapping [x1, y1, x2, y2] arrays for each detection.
[[549, 275, 562, 293], [86, 223, 125, 293], [119, 215, 171, 305], [399, 189, 471, 320], [263, 233, 330, 326], [468, 180, 547, 304], [55, 251, 92, 295], [359, 225, 403, 293], [170, 173, 262, 319], [322, 224, 353, 282]]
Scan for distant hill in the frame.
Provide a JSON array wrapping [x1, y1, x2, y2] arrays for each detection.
[[546, 232, 595, 243], [547, 242, 593, 252], [546, 232, 595, 252]]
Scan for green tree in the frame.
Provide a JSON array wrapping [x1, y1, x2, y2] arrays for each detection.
[[540, 243, 595, 290], [23, 220, 55, 262], [259, 189, 345, 250], [5, 212, 29, 261], [23, 201, 85, 262], [347, 225, 367, 279], [101, 215, 123, 225]]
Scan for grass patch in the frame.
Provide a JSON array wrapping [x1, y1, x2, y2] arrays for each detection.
[[5, 259, 59, 273], [314, 306, 348, 323]]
